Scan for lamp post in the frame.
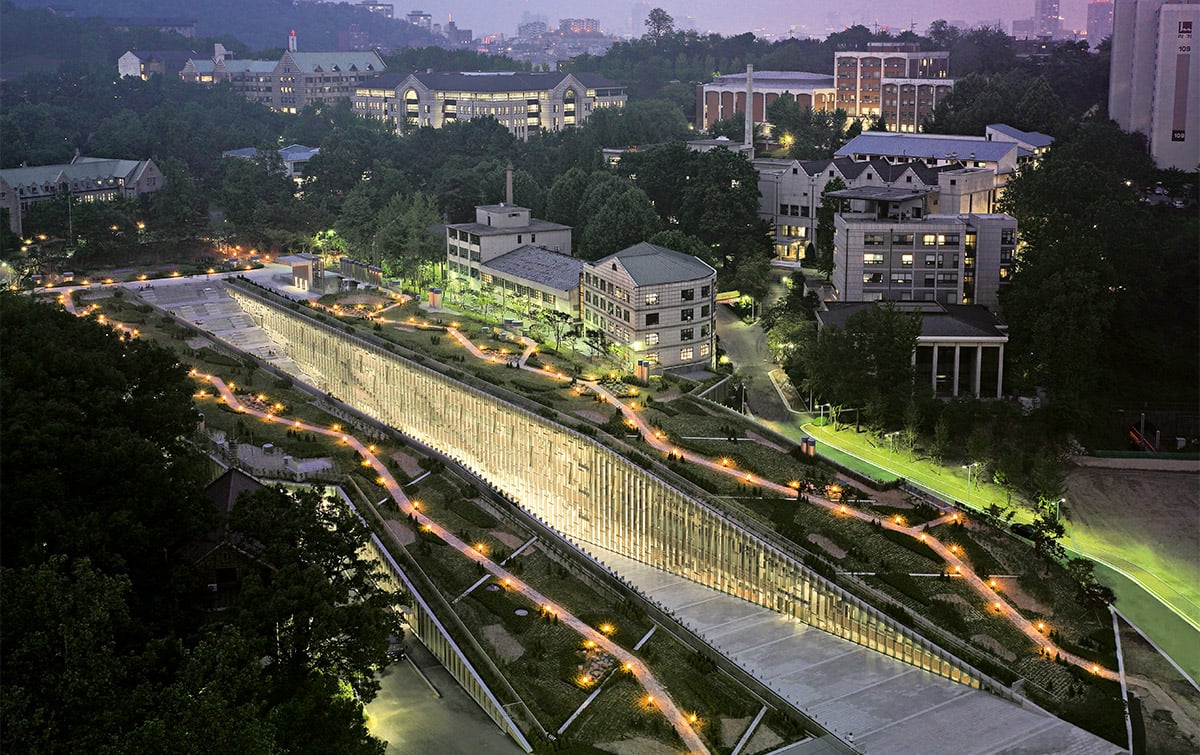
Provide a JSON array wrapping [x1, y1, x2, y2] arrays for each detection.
[[886, 430, 900, 458], [962, 461, 979, 503], [1052, 497, 1063, 522]]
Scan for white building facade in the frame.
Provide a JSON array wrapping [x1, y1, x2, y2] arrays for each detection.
[[1109, 0, 1200, 170], [582, 243, 717, 373]]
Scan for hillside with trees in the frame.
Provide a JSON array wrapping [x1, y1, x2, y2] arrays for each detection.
[[0, 293, 401, 753], [6, 0, 432, 53]]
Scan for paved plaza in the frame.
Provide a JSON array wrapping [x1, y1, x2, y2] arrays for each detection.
[[128, 269, 318, 385], [587, 545, 1125, 755]]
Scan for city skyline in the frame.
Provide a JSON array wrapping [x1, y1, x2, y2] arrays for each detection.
[[392, 0, 1095, 39]]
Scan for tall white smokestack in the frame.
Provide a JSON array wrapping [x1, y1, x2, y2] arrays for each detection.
[[744, 64, 754, 149], [288, 29, 297, 52], [505, 163, 514, 205]]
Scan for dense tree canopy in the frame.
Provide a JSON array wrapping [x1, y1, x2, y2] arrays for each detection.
[[0, 294, 400, 753]]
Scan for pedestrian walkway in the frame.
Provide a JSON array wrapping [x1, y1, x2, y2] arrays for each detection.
[[587, 545, 1124, 755], [195, 372, 709, 755]]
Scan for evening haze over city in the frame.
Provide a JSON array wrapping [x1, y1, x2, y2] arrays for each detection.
[[411, 0, 1086, 37], [1, 0, 1197, 754]]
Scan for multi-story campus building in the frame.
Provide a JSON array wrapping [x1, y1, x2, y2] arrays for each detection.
[[695, 70, 836, 131], [819, 301, 1009, 398], [833, 43, 952, 132], [176, 37, 385, 114], [830, 186, 1017, 312], [445, 201, 578, 317], [754, 124, 1045, 263], [0, 155, 165, 237], [1109, 0, 1200, 170], [353, 71, 626, 139], [581, 243, 717, 373]]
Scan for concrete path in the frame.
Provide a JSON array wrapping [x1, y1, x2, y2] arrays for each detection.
[[587, 545, 1125, 755], [196, 372, 709, 755]]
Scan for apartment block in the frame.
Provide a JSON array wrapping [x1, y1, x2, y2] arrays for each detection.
[[1109, 0, 1200, 170], [834, 43, 952, 132]]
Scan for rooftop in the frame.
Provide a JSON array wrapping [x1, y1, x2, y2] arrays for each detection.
[[594, 242, 716, 287], [448, 217, 570, 236], [986, 123, 1055, 149], [283, 51, 384, 74], [835, 133, 1019, 164], [482, 245, 584, 292], [826, 185, 935, 202], [707, 70, 834, 88], [819, 302, 1008, 340], [379, 70, 621, 93], [1, 157, 149, 188]]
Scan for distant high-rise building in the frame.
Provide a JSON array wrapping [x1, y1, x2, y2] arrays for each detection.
[[445, 20, 472, 44], [560, 18, 601, 35], [1109, 0, 1199, 170], [358, 1, 392, 19], [518, 20, 547, 38], [631, 2, 650, 37], [1034, 0, 1063, 36], [1087, 1, 1115, 46], [1012, 18, 1037, 38], [406, 10, 432, 31]]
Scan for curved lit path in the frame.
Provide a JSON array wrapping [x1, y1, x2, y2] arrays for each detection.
[[82, 292, 1116, 684], [437, 325, 1117, 682], [193, 371, 709, 755]]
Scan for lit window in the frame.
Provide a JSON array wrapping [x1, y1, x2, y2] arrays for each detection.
[[680, 347, 694, 361], [646, 332, 659, 345], [863, 253, 884, 265], [901, 254, 913, 266], [645, 292, 659, 305]]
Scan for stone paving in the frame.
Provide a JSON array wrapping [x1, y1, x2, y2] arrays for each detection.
[[586, 545, 1125, 755]]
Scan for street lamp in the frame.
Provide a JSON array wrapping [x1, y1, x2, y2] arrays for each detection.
[[885, 430, 900, 458], [962, 461, 979, 503], [1052, 497, 1064, 522]]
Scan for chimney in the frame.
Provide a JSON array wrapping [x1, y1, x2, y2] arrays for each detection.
[[288, 29, 297, 52], [744, 64, 754, 149], [505, 162, 514, 205]]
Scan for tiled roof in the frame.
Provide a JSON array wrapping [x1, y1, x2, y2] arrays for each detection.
[[483, 245, 584, 292], [408, 70, 618, 93], [987, 123, 1054, 148], [1, 158, 146, 190], [285, 51, 384, 74], [836, 133, 1019, 163], [223, 59, 278, 73], [594, 243, 715, 287]]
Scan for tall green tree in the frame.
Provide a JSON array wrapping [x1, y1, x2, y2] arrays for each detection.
[[374, 191, 443, 284], [581, 187, 663, 260], [814, 176, 847, 279]]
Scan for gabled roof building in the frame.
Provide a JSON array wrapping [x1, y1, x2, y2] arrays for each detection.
[[582, 243, 717, 373], [353, 70, 626, 139], [0, 155, 165, 237]]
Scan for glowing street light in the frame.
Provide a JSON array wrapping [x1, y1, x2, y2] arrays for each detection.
[[962, 461, 980, 503]]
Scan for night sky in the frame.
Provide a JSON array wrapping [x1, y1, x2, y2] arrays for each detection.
[[398, 0, 1091, 39]]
